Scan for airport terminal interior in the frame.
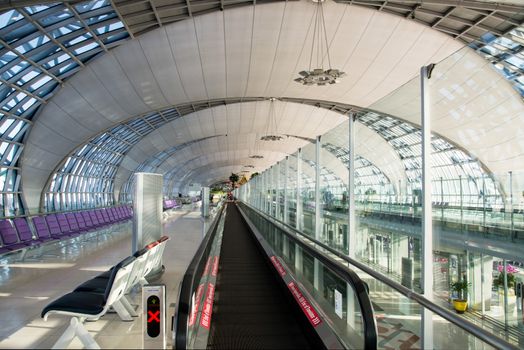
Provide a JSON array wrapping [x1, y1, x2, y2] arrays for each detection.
[[0, 0, 524, 348]]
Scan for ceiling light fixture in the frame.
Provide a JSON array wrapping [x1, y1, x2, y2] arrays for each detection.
[[260, 98, 283, 142], [295, 0, 345, 86]]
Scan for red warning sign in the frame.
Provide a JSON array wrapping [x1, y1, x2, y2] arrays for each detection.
[[287, 281, 322, 327], [188, 284, 205, 326], [200, 283, 215, 329], [212, 256, 219, 277], [270, 256, 286, 277]]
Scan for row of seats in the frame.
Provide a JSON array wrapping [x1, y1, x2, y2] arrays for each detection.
[[0, 206, 133, 254], [163, 199, 181, 210], [42, 236, 169, 349]]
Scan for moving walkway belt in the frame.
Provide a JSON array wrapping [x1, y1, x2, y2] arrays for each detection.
[[207, 203, 324, 349]]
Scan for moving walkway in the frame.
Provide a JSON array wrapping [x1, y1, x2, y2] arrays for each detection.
[[174, 201, 520, 349]]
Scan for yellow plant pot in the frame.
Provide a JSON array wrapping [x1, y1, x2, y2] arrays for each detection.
[[453, 299, 468, 313]]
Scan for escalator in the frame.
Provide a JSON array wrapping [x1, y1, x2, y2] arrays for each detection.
[[173, 201, 377, 349], [207, 203, 322, 349]]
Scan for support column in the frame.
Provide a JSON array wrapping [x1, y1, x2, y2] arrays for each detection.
[[276, 162, 281, 220], [504, 259, 509, 330], [270, 166, 275, 217], [284, 156, 289, 224], [265, 170, 269, 214], [259, 175, 264, 211], [315, 135, 322, 241], [348, 113, 356, 259], [421, 64, 434, 349], [347, 113, 357, 331], [296, 148, 303, 231], [509, 171, 514, 240]]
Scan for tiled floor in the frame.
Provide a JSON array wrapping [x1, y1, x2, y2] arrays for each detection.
[[0, 208, 207, 349]]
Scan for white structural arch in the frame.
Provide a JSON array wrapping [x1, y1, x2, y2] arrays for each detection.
[[17, 0, 524, 212]]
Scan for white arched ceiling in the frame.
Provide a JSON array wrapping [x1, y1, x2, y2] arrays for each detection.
[[21, 0, 468, 210]]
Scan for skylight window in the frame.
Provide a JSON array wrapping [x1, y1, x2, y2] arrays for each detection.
[[30, 75, 53, 91], [74, 42, 99, 55], [25, 4, 55, 15], [0, 119, 15, 135], [0, 10, 23, 29]]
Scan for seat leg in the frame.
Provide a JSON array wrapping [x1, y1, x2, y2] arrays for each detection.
[[52, 317, 100, 349], [112, 299, 134, 321], [75, 319, 101, 349], [120, 295, 138, 317]]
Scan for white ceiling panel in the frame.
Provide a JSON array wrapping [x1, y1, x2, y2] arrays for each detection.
[[114, 40, 169, 109], [66, 71, 126, 126], [139, 28, 189, 105], [194, 12, 227, 100], [224, 7, 253, 98], [84, 52, 151, 115], [165, 18, 208, 101]]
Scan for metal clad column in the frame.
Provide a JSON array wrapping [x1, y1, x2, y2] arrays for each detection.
[[315, 136, 321, 240], [421, 64, 434, 349], [133, 173, 163, 254], [314, 136, 323, 292], [347, 113, 357, 327], [202, 187, 210, 217], [296, 148, 303, 231], [263, 170, 267, 213], [284, 156, 289, 224], [276, 162, 281, 219], [348, 113, 356, 259]]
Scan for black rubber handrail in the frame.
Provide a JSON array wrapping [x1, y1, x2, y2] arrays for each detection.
[[173, 203, 225, 350], [237, 203, 378, 350], [242, 201, 521, 350]]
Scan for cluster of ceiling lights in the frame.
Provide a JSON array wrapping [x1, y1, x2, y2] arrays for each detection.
[[295, 0, 345, 86], [246, 0, 343, 182], [258, 1, 345, 145], [260, 98, 283, 142]]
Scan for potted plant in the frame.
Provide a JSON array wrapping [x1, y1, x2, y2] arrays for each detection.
[[450, 280, 471, 313]]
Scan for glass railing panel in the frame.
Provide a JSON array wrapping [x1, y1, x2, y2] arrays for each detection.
[[355, 265, 498, 350], [428, 44, 524, 341], [300, 142, 317, 237], [319, 122, 350, 255], [243, 202, 518, 349]]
